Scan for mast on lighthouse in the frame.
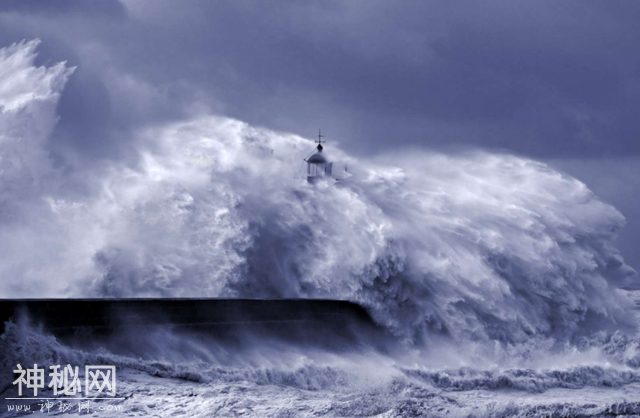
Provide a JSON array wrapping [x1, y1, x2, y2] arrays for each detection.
[[305, 129, 333, 183]]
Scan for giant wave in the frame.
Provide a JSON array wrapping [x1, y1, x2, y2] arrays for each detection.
[[0, 39, 636, 346]]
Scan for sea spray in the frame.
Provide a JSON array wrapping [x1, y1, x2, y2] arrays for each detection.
[[0, 39, 637, 352]]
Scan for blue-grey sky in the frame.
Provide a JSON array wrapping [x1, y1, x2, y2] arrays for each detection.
[[0, 0, 638, 266]]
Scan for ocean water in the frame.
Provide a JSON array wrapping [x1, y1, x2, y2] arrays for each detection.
[[1, 39, 640, 417], [1, 316, 640, 417]]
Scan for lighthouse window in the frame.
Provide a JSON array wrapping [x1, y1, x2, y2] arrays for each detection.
[[308, 163, 326, 176]]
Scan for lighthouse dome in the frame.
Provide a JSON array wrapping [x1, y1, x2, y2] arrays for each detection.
[[307, 152, 328, 164]]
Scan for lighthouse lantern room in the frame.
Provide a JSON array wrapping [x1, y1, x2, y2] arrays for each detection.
[[305, 129, 333, 182]]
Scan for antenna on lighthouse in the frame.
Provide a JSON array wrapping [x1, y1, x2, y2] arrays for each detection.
[[316, 129, 325, 151]]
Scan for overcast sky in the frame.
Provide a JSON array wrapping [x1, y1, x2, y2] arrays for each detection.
[[0, 0, 638, 267]]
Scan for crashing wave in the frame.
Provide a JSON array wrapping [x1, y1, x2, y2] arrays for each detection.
[[2, 322, 640, 398], [0, 39, 637, 350]]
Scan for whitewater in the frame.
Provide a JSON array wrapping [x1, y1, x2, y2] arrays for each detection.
[[1, 39, 640, 417]]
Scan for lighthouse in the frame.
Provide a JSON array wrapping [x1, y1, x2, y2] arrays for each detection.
[[305, 129, 333, 183]]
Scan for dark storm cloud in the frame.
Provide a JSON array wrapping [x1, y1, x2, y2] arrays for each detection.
[[0, 0, 125, 17], [110, 0, 640, 158], [2, 0, 640, 158]]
